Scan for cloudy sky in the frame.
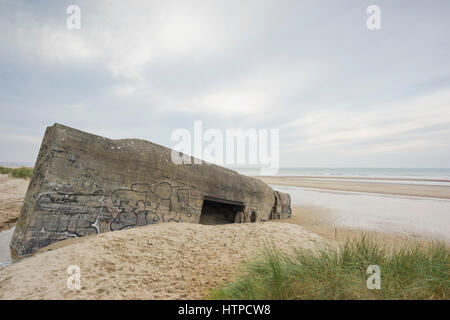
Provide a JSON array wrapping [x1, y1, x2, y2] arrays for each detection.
[[1, 0, 449, 168]]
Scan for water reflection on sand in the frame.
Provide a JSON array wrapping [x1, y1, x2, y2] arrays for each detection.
[[271, 184, 450, 242]]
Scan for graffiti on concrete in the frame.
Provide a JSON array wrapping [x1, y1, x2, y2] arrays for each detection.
[[35, 181, 197, 240]]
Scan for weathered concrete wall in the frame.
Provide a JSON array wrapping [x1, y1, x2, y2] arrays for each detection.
[[10, 124, 291, 256]]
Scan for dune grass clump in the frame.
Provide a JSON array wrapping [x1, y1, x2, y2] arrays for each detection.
[[0, 166, 33, 179], [209, 237, 449, 300]]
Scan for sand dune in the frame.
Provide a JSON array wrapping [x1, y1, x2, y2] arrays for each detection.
[[0, 222, 324, 300], [256, 176, 450, 199], [0, 175, 28, 231]]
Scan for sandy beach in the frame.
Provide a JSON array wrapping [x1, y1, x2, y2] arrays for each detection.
[[0, 173, 448, 299], [0, 175, 28, 231], [256, 176, 450, 199], [0, 222, 324, 300]]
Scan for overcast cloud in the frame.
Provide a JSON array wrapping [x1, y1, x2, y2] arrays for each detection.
[[1, 0, 449, 167]]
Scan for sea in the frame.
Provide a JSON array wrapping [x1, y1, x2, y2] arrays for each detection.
[[234, 167, 450, 180]]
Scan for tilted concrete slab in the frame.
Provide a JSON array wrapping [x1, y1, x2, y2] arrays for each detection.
[[10, 124, 291, 256]]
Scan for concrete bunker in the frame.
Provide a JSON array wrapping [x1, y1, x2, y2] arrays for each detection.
[[10, 123, 292, 256]]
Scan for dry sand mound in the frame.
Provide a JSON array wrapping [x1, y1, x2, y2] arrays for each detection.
[[0, 174, 28, 231], [0, 222, 324, 300]]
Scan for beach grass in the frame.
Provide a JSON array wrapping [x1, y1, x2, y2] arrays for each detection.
[[208, 237, 449, 300], [0, 166, 33, 179]]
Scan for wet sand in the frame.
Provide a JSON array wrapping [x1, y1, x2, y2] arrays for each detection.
[[256, 176, 450, 199], [270, 205, 439, 248], [270, 184, 450, 243]]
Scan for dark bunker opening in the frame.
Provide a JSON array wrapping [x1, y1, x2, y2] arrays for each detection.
[[199, 196, 245, 225]]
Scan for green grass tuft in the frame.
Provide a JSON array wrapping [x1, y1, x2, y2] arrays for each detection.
[[208, 237, 449, 300], [0, 166, 33, 179]]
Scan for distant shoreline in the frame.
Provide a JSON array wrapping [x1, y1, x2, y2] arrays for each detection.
[[255, 176, 450, 199], [0, 163, 34, 168], [255, 175, 450, 183]]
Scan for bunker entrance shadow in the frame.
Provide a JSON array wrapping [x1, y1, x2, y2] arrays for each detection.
[[199, 197, 245, 225]]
